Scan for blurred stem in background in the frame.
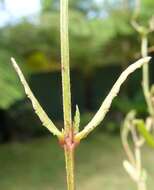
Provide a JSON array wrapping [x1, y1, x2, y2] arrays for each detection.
[[141, 34, 154, 116], [122, 112, 148, 190], [132, 0, 154, 116], [122, 1, 154, 190]]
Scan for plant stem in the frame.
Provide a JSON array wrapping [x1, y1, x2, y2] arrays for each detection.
[[135, 146, 146, 190], [141, 35, 154, 116], [60, 0, 75, 190], [130, 120, 147, 190], [60, 0, 72, 135], [64, 148, 75, 190]]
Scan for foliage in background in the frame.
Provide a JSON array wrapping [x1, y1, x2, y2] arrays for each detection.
[[121, 1, 154, 190], [0, 50, 24, 109], [0, 0, 154, 128]]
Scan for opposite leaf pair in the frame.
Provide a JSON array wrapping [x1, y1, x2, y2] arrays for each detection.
[[11, 57, 151, 144]]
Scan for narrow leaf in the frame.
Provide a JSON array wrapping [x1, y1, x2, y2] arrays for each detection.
[[75, 57, 151, 140], [73, 105, 80, 133], [11, 57, 62, 138]]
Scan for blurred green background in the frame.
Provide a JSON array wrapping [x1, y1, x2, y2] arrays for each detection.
[[0, 0, 154, 189]]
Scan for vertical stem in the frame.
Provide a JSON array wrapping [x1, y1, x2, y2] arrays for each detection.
[[131, 127, 146, 190], [141, 35, 154, 116], [60, 0, 72, 134], [60, 0, 75, 190], [64, 148, 75, 190], [135, 146, 146, 190]]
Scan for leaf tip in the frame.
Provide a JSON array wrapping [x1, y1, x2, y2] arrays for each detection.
[[144, 56, 151, 63], [10, 57, 18, 70], [11, 57, 15, 64], [146, 56, 151, 60]]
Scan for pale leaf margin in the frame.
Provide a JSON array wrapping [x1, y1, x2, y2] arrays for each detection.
[[11, 57, 62, 138], [75, 57, 151, 141]]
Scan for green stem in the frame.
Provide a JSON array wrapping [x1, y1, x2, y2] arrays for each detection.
[[60, 0, 75, 190], [60, 0, 72, 135], [141, 35, 154, 116], [64, 148, 75, 190]]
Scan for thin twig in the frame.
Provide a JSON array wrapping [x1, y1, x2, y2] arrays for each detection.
[[141, 35, 154, 116], [121, 111, 136, 166], [131, 0, 154, 116]]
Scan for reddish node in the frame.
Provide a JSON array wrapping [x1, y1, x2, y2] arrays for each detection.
[[58, 130, 80, 151]]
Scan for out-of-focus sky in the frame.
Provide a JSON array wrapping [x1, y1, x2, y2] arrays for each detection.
[[0, 0, 104, 26], [0, 0, 41, 26]]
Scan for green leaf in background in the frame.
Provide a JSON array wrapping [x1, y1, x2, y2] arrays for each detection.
[[134, 119, 154, 148], [0, 50, 24, 109]]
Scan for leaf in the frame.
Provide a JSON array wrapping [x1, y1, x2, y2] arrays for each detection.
[[133, 119, 154, 148], [73, 105, 80, 133], [11, 57, 62, 138], [75, 56, 151, 140]]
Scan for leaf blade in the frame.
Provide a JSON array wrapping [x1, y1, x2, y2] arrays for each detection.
[[76, 57, 151, 140], [11, 57, 62, 138], [73, 105, 80, 133]]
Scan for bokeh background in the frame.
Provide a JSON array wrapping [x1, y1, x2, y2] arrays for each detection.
[[0, 0, 154, 189]]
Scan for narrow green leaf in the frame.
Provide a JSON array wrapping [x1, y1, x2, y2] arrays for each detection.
[[134, 119, 154, 148], [11, 57, 62, 138], [73, 105, 80, 133], [76, 57, 151, 140]]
